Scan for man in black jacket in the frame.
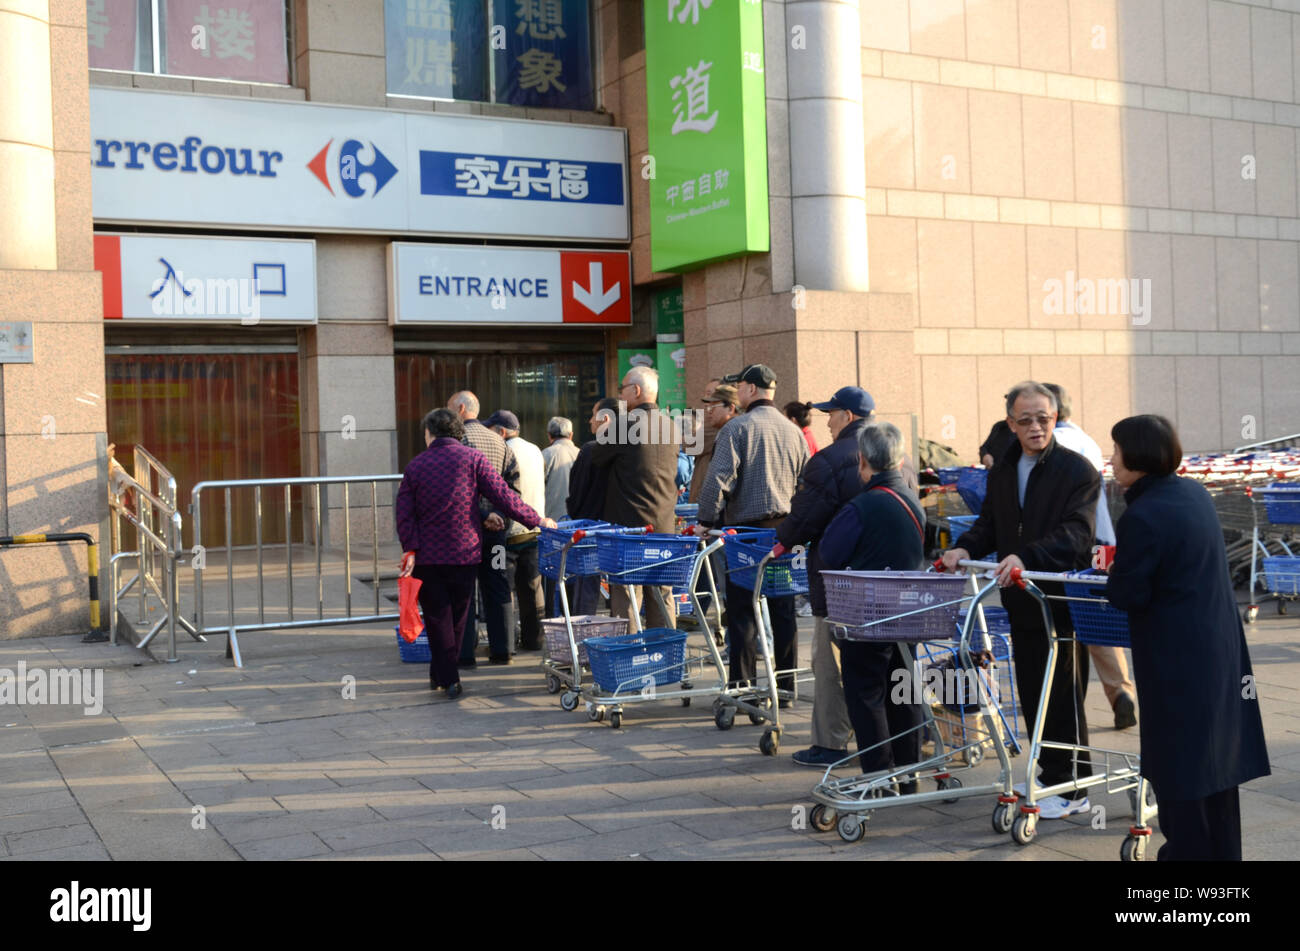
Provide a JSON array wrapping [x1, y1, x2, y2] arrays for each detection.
[[942, 381, 1099, 820], [590, 367, 681, 629], [777, 386, 918, 768], [562, 397, 620, 616]]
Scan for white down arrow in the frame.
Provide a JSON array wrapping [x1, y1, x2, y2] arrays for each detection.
[[572, 262, 621, 315]]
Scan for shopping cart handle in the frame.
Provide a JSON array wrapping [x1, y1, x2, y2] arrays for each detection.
[[571, 530, 588, 543], [932, 557, 946, 572], [1007, 565, 1027, 589]]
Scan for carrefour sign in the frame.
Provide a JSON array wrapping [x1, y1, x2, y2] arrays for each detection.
[[89, 88, 630, 242]]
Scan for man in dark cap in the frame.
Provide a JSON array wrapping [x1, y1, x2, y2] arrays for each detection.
[[777, 387, 889, 765], [695, 364, 810, 694], [487, 410, 546, 652]]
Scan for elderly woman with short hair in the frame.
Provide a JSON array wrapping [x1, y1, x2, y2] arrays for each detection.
[[1104, 415, 1269, 860], [817, 422, 927, 780], [397, 409, 555, 698]]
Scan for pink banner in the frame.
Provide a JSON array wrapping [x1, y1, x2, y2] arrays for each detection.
[[164, 0, 289, 84], [87, 0, 140, 71]]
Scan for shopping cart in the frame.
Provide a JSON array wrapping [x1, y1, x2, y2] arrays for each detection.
[[952, 560, 1156, 861], [707, 529, 816, 756], [1244, 482, 1300, 622], [551, 528, 731, 728], [806, 568, 1021, 844]]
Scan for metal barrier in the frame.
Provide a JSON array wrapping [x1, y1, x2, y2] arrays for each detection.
[[190, 475, 401, 667], [0, 533, 103, 638], [1234, 433, 1300, 452], [107, 447, 202, 662]]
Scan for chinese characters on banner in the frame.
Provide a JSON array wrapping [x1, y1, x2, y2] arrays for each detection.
[[384, 0, 488, 100], [492, 0, 593, 110], [645, 0, 769, 272], [87, 0, 142, 71], [164, 0, 289, 84]]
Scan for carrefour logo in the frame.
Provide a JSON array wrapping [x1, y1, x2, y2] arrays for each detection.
[[307, 139, 398, 197]]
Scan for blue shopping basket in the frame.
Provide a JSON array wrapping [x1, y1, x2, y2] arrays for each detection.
[[394, 625, 432, 664], [1259, 483, 1300, 524], [1262, 556, 1300, 595], [585, 629, 689, 692], [723, 529, 808, 595], [1062, 569, 1130, 647], [955, 468, 988, 515], [596, 532, 700, 586], [538, 519, 610, 580]]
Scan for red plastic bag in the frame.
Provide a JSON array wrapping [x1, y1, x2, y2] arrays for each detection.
[[399, 574, 423, 643]]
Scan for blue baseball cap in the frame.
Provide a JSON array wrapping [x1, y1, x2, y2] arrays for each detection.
[[484, 410, 520, 431], [810, 386, 875, 417]]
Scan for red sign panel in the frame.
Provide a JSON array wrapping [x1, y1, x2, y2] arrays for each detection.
[[559, 251, 631, 325]]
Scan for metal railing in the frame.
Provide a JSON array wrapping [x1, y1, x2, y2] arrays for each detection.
[[1233, 433, 1300, 452], [107, 447, 203, 662], [190, 474, 401, 667]]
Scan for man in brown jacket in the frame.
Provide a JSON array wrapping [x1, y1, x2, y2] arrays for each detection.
[[590, 366, 682, 629]]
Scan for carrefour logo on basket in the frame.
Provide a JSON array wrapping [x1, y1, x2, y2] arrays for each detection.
[[644, 549, 671, 560], [307, 139, 398, 197], [420, 151, 625, 205]]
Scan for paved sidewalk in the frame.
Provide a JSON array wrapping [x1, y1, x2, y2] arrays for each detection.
[[1, 588, 1297, 860]]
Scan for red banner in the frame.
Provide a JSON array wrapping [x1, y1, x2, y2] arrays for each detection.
[[164, 0, 289, 84], [87, 0, 140, 71]]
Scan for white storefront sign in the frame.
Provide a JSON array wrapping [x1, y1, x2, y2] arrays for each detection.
[[389, 243, 631, 326], [90, 88, 630, 242], [95, 233, 317, 324]]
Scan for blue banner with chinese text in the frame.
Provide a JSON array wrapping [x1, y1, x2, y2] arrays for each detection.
[[492, 0, 594, 110]]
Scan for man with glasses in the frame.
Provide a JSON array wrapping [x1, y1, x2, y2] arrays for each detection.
[[591, 366, 681, 629], [942, 380, 1099, 820]]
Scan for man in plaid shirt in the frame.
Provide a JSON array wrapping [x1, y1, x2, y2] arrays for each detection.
[[695, 364, 810, 692], [448, 390, 520, 665]]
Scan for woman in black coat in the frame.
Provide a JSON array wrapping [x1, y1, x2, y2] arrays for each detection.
[[1103, 415, 1269, 860]]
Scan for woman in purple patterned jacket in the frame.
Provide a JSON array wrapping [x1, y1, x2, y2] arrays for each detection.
[[397, 409, 554, 698]]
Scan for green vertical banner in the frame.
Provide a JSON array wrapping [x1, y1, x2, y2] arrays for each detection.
[[656, 340, 687, 412], [645, 0, 770, 273], [652, 286, 684, 336]]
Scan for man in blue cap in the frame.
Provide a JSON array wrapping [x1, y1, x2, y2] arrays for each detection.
[[777, 386, 918, 767]]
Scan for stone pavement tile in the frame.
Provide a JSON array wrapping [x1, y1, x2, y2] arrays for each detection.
[[84, 792, 241, 861], [206, 812, 315, 845], [317, 811, 473, 851], [421, 813, 595, 857], [506, 762, 659, 797], [461, 787, 626, 822], [244, 762, 359, 784], [0, 726, 47, 755], [235, 831, 333, 861], [439, 847, 540, 861], [306, 840, 441, 860], [275, 777, 436, 817], [212, 746, 307, 767], [1, 842, 112, 861], [51, 740, 186, 806], [567, 792, 728, 835], [5, 822, 102, 855], [1245, 766, 1300, 801], [290, 804, 390, 831], [686, 770, 789, 808], [164, 765, 250, 791], [417, 763, 566, 792], [0, 789, 79, 817], [0, 805, 87, 836], [526, 821, 708, 860], [202, 794, 292, 820]]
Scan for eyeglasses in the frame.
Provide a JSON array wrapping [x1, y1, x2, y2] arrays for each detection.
[[1012, 414, 1055, 429]]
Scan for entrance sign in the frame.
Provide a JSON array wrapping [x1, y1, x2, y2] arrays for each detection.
[[389, 243, 631, 325], [95, 233, 318, 324]]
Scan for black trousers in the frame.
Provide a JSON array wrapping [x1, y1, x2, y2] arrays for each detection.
[[412, 564, 477, 687], [508, 542, 544, 649], [458, 530, 512, 662], [725, 580, 796, 691], [1154, 786, 1242, 861], [840, 640, 923, 775], [1011, 624, 1092, 790]]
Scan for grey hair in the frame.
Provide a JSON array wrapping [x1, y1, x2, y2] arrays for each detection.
[[624, 365, 659, 402], [1041, 383, 1071, 421], [547, 416, 573, 438], [448, 390, 479, 418], [857, 421, 904, 472], [1004, 381, 1058, 416]]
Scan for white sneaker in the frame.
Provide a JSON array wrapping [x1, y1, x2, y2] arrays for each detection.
[[1011, 779, 1044, 797], [1037, 795, 1090, 820]]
